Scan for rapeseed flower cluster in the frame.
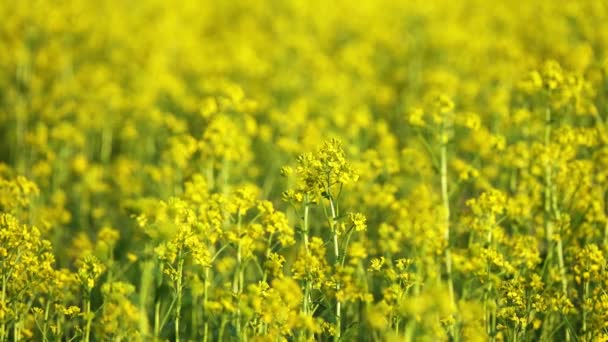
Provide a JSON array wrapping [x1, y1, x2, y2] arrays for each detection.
[[2, 0, 608, 341]]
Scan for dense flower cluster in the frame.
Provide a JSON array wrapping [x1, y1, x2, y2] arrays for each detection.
[[1, 0, 608, 341]]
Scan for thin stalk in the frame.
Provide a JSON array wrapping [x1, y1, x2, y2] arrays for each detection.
[[543, 107, 570, 340], [84, 294, 92, 342], [440, 125, 454, 304], [552, 194, 568, 298], [543, 107, 554, 262], [160, 297, 177, 333], [233, 211, 243, 338], [39, 300, 50, 342], [439, 113, 458, 341], [190, 300, 197, 342], [304, 282, 311, 314], [340, 228, 355, 267], [328, 194, 341, 341], [139, 260, 154, 339], [303, 195, 310, 252], [1, 274, 6, 342], [203, 267, 210, 342], [175, 253, 184, 342], [582, 280, 589, 339], [55, 312, 63, 340], [154, 300, 161, 340], [404, 320, 416, 342], [218, 316, 227, 341], [13, 321, 19, 342], [302, 194, 312, 325], [485, 217, 496, 341]]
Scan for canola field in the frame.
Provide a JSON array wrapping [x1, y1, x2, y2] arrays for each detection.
[[2, 1, 608, 341]]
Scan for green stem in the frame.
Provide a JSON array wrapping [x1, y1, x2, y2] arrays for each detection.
[[218, 316, 227, 341], [203, 267, 209, 342], [154, 300, 161, 340], [139, 260, 154, 339], [340, 228, 355, 267], [439, 113, 458, 341], [42, 300, 50, 342], [13, 321, 18, 342], [582, 280, 589, 339], [175, 253, 184, 342], [543, 107, 554, 256], [303, 195, 310, 252], [1, 274, 6, 342], [329, 195, 341, 342], [302, 194, 312, 323], [233, 211, 243, 338], [84, 293, 92, 342], [543, 107, 570, 340], [440, 127, 454, 304]]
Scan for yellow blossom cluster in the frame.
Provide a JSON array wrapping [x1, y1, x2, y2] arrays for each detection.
[[2, 0, 608, 341]]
